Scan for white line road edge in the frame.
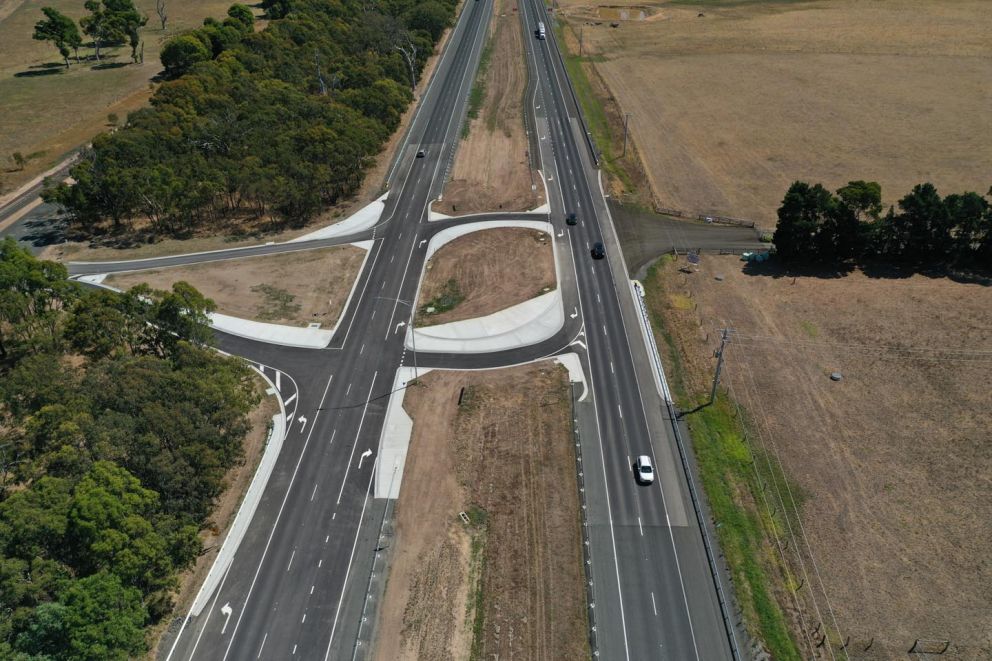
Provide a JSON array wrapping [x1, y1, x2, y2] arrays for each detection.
[[166, 364, 287, 659]]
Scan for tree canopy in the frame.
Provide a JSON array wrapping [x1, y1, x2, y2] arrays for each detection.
[[33, 7, 82, 68], [45, 0, 456, 237], [0, 238, 260, 658], [772, 181, 991, 270]]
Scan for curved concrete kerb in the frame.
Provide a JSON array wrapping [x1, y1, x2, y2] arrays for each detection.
[[427, 170, 550, 221], [407, 220, 565, 354], [289, 193, 388, 242]]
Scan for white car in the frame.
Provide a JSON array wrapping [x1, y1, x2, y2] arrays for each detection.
[[635, 455, 655, 484]]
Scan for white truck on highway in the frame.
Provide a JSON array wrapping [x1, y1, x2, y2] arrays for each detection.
[[535, 21, 546, 39]]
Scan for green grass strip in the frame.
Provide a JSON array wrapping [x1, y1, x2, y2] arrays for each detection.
[[551, 21, 634, 192], [643, 256, 803, 661]]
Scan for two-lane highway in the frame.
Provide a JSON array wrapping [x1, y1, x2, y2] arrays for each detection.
[[516, 0, 736, 658]]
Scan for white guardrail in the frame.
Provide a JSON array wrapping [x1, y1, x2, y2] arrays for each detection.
[[630, 280, 673, 404]]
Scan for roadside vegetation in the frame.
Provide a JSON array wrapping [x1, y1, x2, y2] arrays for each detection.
[[643, 255, 802, 660], [0, 238, 260, 659], [551, 20, 651, 206], [773, 180, 991, 271], [42, 0, 457, 242]]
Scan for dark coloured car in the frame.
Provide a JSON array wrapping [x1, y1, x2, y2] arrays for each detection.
[[566, 212, 578, 225], [416, 148, 426, 158], [591, 242, 605, 259]]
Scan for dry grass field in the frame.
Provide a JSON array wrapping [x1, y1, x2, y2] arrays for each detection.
[[648, 254, 992, 659], [0, 0, 242, 195], [557, 0, 992, 225], [416, 227, 556, 325], [104, 245, 367, 326], [374, 365, 588, 661], [439, 0, 544, 215]]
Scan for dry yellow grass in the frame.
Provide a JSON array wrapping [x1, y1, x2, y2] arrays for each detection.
[[652, 254, 992, 659], [0, 0, 242, 194], [439, 0, 544, 215], [558, 0, 992, 224]]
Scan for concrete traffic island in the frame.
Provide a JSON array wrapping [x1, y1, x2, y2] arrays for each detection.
[[75, 240, 375, 349], [406, 219, 564, 353]]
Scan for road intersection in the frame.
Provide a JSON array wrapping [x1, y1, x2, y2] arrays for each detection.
[[1, 0, 743, 657]]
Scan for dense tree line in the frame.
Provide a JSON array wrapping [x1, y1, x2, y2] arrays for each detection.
[[0, 238, 260, 659], [773, 181, 992, 270], [44, 0, 457, 236]]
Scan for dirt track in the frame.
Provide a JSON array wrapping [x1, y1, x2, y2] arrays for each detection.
[[440, 0, 544, 215], [374, 365, 589, 661], [650, 254, 992, 659], [416, 227, 555, 325]]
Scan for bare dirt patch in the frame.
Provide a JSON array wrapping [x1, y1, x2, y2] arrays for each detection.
[[374, 364, 588, 661], [439, 0, 544, 215], [557, 0, 992, 225], [650, 254, 992, 659], [147, 374, 279, 658], [104, 245, 367, 326], [416, 227, 555, 326]]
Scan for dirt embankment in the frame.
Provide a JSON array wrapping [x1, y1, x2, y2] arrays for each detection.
[[649, 254, 992, 660], [416, 227, 555, 326], [557, 0, 992, 225], [439, 0, 544, 215], [104, 245, 367, 327], [374, 365, 589, 661]]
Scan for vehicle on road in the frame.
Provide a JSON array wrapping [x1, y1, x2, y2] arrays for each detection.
[[566, 211, 577, 225], [591, 242, 605, 259], [535, 21, 546, 39], [634, 455, 655, 484], [416, 148, 426, 158]]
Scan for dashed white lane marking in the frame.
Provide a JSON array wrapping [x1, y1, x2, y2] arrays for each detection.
[[325, 535, 329, 543], [618, 405, 623, 419], [345, 383, 352, 396], [301, 613, 306, 624], [332, 512, 336, 520], [370, 310, 376, 320], [359, 343, 365, 355], [596, 293, 601, 303], [603, 324, 608, 336], [310, 483, 318, 502], [390, 255, 394, 263], [286, 549, 296, 572], [256, 634, 267, 658], [638, 517, 643, 536], [310, 585, 315, 595], [651, 592, 658, 616], [292, 643, 297, 655], [610, 361, 615, 374]]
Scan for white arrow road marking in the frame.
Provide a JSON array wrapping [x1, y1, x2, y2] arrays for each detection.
[[394, 321, 406, 334], [570, 307, 578, 319], [557, 229, 564, 237], [419, 239, 427, 248], [358, 449, 372, 469], [298, 415, 308, 431], [220, 603, 233, 634]]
